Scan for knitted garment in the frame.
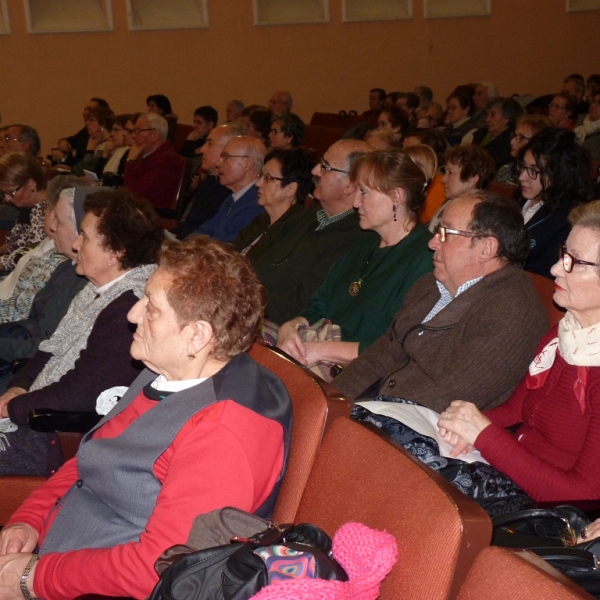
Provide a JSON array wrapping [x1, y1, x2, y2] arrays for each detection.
[[250, 522, 398, 600], [31, 264, 155, 391]]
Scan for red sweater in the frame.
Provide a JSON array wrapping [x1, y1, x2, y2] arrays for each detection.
[[8, 392, 284, 600], [124, 142, 184, 210], [476, 326, 600, 502]]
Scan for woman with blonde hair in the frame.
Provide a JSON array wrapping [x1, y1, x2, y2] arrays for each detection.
[[277, 146, 435, 377]]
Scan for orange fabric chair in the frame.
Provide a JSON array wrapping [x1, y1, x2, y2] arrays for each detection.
[[294, 418, 492, 600], [0, 475, 46, 526], [527, 270, 565, 328], [456, 546, 594, 599], [171, 123, 195, 153], [302, 124, 344, 161], [488, 181, 518, 201], [248, 343, 350, 523], [421, 173, 446, 224]]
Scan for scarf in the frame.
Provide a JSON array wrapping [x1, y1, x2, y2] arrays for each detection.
[[31, 264, 155, 391], [527, 311, 600, 413]]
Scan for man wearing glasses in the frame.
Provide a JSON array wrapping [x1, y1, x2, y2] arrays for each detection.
[[334, 191, 548, 413], [123, 112, 185, 212]]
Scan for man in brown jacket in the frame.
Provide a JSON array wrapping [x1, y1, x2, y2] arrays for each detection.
[[333, 191, 549, 413]]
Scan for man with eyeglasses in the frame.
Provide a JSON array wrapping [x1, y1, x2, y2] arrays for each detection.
[[3, 125, 41, 158], [251, 139, 377, 325], [123, 112, 185, 211], [192, 135, 266, 243], [334, 191, 548, 414]]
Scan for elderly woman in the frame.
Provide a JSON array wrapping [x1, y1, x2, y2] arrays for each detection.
[[472, 97, 523, 168], [495, 114, 552, 185], [268, 112, 304, 150], [428, 144, 496, 232], [71, 106, 115, 177], [0, 189, 163, 476], [438, 200, 600, 505], [277, 146, 435, 376], [231, 148, 313, 260], [443, 90, 478, 146], [548, 92, 576, 130], [0, 236, 291, 600], [0, 152, 46, 274], [377, 105, 409, 144], [517, 127, 591, 279]]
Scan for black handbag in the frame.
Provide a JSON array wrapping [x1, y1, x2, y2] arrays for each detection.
[[149, 522, 348, 600]]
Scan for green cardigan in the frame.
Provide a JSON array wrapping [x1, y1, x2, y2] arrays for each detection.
[[300, 223, 433, 353]]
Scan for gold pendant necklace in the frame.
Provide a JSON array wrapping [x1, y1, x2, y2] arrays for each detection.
[[349, 280, 362, 296]]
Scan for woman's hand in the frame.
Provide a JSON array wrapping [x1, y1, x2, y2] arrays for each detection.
[[0, 388, 27, 419], [437, 400, 492, 456], [579, 519, 600, 543], [0, 524, 38, 555], [0, 553, 37, 600], [102, 137, 116, 159], [277, 319, 308, 365], [86, 128, 106, 152]]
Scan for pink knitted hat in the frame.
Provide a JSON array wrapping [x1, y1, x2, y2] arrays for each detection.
[[249, 522, 398, 600]]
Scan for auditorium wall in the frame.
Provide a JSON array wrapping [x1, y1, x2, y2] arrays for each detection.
[[0, 0, 596, 154]]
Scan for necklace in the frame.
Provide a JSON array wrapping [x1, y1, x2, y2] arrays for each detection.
[[349, 227, 414, 296]]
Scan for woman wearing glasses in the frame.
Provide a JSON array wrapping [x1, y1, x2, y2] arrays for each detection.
[[494, 114, 552, 185], [277, 147, 434, 379], [231, 148, 313, 260], [268, 113, 304, 150], [0, 152, 47, 274], [438, 200, 600, 504], [517, 127, 591, 279]]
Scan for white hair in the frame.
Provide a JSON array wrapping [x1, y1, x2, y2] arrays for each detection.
[[142, 112, 168, 140], [480, 82, 499, 98]]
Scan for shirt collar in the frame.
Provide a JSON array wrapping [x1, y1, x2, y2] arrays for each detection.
[[231, 179, 258, 202], [315, 208, 355, 231], [93, 269, 131, 295]]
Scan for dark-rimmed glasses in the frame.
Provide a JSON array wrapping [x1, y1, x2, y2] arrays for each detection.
[[320, 158, 348, 175], [258, 173, 284, 183], [131, 128, 155, 136], [434, 225, 484, 243], [510, 132, 531, 144], [0, 182, 24, 199], [269, 128, 283, 136], [560, 245, 600, 273], [516, 160, 542, 180]]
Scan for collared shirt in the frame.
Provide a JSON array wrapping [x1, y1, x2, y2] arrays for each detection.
[[94, 269, 132, 296], [422, 277, 483, 323], [151, 374, 208, 392], [315, 208, 355, 231], [522, 199, 544, 225], [232, 180, 258, 203]]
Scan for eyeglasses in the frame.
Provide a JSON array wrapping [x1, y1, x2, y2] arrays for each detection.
[[0, 182, 24, 199], [269, 128, 283, 136], [434, 225, 485, 243], [258, 173, 284, 183], [560, 245, 600, 273], [124, 128, 134, 134], [220, 153, 250, 160], [320, 158, 348, 175], [3, 134, 21, 143], [516, 160, 543, 180], [510, 132, 531, 144], [131, 128, 155, 136]]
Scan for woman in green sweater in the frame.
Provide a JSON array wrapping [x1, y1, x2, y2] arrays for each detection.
[[277, 146, 435, 374]]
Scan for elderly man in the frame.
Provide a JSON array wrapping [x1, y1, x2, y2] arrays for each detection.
[[176, 124, 244, 239], [473, 82, 499, 128], [3, 125, 41, 158], [334, 192, 548, 413], [562, 76, 590, 118], [253, 139, 376, 324], [268, 91, 293, 114], [124, 112, 185, 211], [193, 135, 266, 242], [362, 88, 386, 117]]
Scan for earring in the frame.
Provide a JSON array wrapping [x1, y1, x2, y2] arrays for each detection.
[[187, 353, 196, 360], [107, 261, 113, 267], [393, 205, 397, 222]]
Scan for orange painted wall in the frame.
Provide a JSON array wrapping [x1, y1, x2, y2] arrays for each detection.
[[0, 0, 597, 155]]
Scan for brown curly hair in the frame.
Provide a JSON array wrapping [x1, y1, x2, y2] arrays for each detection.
[[159, 236, 267, 360]]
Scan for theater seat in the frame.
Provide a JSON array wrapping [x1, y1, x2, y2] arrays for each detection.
[[0, 475, 46, 526], [294, 418, 492, 599], [456, 546, 594, 599], [247, 343, 351, 523], [527, 271, 565, 327]]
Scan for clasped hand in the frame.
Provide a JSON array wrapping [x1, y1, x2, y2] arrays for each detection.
[[437, 400, 491, 457], [0, 525, 39, 600]]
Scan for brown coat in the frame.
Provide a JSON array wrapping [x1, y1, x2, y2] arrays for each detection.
[[333, 265, 549, 413]]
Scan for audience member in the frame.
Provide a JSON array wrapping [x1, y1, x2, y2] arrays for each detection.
[[472, 97, 523, 168], [364, 129, 400, 150], [576, 88, 600, 160], [242, 105, 273, 144], [0, 189, 163, 476], [193, 135, 266, 242], [253, 140, 376, 325], [268, 91, 293, 114], [3, 125, 41, 157], [124, 112, 186, 211], [277, 147, 435, 376], [93, 113, 133, 182], [363, 88, 386, 117], [384, 92, 400, 106], [414, 85, 433, 114], [378, 105, 409, 144], [0, 235, 291, 600], [548, 92, 576, 130], [562, 76, 589, 118], [146, 93, 178, 141], [586, 74, 600, 100], [472, 82, 499, 127], [225, 99, 244, 122], [429, 144, 495, 231], [443, 90, 478, 146], [334, 191, 548, 411], [403, 128, 450, 224], [175, 123, 244, 239], [517, 127, 591, 279], [268, 112, 304, 149], [495, 114, 552, 184], [71, 106, 115, 176], [0, 153, 46, 273], [178, 105, 218, 158], [396, 92, 420, 130]]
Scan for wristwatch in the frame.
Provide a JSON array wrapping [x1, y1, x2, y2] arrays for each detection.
[[20, 555, 39, 600]]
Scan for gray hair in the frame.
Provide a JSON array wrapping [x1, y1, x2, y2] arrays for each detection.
[[275, 91, 293, 111], [46, 175, 83, 208], [486, 97, 523, 127], [142, 112, 168, 140], [480, 82, 499, 98], [414, 86, 433, 104], [244, 138, 267, 173], [228, 99, 245, 114], [11, 124, 40, 156], [57, 187, 77, 229]]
